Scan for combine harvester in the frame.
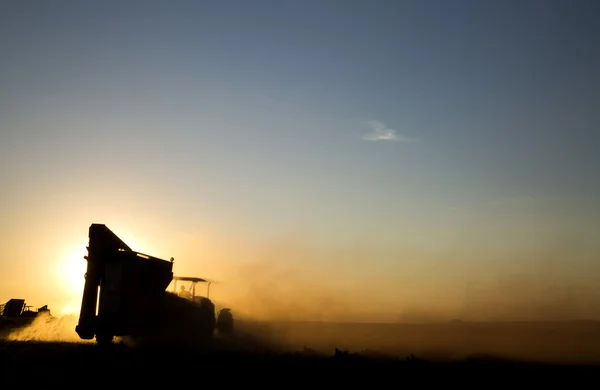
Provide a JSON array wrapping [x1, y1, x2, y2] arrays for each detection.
[[75, 223, 234, 346], [0, 299, 53, 332]]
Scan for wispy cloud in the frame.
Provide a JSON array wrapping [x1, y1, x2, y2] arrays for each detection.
[[361, 120, 417, 142]]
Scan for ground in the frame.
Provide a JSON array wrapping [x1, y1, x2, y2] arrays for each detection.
[[2, 319, 600, 384]]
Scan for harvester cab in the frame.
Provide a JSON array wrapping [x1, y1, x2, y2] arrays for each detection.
[[171, 276, 211, 303]]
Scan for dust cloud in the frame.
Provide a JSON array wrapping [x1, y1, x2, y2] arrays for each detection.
[[206, 228, 600, 326], [212, 260, 600, 324], [5, 313, 89, 343], [180, 233, 600, 364], [223, 260, 361, 323]]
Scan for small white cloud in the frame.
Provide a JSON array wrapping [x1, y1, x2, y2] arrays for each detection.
[[361, 120, 417, 142]]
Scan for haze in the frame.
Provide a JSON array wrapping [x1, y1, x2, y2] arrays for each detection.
[[1, 0, 599, 324]]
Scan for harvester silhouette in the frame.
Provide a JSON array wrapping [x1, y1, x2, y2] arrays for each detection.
[[75, 224, 233, 345], [0, 299, 52, 330]]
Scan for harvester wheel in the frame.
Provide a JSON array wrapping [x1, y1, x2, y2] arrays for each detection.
[[96, 333, 114, 345]]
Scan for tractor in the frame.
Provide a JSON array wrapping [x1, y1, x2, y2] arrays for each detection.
[[170, 276, 234, 336]]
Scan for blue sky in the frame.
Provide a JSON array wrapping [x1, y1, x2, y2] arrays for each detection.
[[1, 0, 599, 321]]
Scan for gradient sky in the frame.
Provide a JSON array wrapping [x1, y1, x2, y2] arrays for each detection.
[[1, 0, 599, 322]]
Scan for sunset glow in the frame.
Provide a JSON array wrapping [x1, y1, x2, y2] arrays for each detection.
[[59, 245, 87, 302], [1, 1, 599, 325]]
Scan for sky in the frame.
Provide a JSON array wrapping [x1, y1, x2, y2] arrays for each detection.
[[1, 0, 599, 322]]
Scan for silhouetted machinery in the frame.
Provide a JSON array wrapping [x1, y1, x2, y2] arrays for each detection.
[[171, 276, 234, 336], [75, 223, 233, 345], [0, 299, 52, 329]]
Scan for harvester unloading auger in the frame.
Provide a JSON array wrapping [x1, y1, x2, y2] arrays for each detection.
[[75, 223, 234, 345]]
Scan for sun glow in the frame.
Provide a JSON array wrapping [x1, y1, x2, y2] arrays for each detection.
[[60, 303, 80, 317], [59, 245, 88, 301]]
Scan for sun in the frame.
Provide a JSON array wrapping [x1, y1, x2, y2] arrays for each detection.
[[54, 233, 152, 316], [59, 245, 88, 302]]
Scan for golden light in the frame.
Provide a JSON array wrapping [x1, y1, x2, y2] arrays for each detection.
[[60, 304, 80, 317], [55, 232, 145, 312], [59, 244, 88, 303]]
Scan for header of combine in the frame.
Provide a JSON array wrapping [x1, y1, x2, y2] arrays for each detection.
[[75, 224, 174, 343]]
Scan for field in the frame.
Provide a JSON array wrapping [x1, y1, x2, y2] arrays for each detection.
[[2, 318, 600, 383], [268, 320, 600, 364]]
